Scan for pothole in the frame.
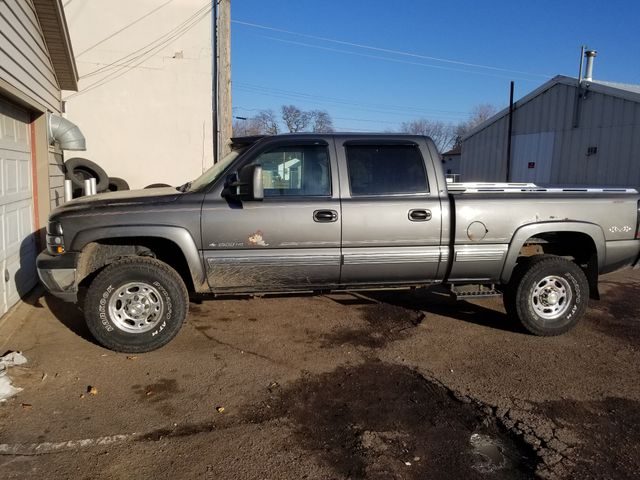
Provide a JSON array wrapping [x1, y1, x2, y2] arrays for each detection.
[[247, 360, 537, 479]]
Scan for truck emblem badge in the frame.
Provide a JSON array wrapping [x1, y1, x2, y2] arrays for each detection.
[[609, 226, 632, 233], [248, 230, 268, 246]]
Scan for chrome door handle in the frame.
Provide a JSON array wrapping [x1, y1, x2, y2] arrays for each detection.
[[408, 209, 431, 221], [313, 209, 338, 222]]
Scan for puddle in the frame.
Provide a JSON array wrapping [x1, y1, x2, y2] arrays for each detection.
[[247, 361, 536, 479], [470, 433, 507, 473]]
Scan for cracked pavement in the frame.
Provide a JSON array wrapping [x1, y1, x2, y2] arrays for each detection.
[[0, 268, 639, 479]]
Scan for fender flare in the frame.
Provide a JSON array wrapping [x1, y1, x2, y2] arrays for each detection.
[[71, 225, 207, 292], [500, 221, 605, 284]]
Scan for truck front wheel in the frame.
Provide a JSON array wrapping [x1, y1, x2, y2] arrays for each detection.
[[504, 255, 589, 336], [84, 257, 189, 352]]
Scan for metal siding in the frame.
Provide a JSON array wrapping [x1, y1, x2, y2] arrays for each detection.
[[629, 122, 640, 188], [0, 0, 61, 112], [49, 149, 64, 208], [463, 82, 640, 188]]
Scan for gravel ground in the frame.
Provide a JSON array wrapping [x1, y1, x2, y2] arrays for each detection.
[[0, 268, 638, 479]]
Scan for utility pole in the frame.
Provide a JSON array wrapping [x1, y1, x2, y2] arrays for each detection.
[[214, 0, 232, 161]]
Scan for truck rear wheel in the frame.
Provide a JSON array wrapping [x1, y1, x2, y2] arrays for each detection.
[[84, 257, 188, 352], [504, 255, 589, 336]]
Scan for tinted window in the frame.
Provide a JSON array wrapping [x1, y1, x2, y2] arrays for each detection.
[[346, 144, 428, 196], [250, 145, 331, 197]]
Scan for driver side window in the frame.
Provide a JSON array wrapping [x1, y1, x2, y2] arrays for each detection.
[[249, 145, 331, 197]]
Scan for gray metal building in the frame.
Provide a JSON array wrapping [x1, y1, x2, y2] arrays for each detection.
[[461, 73, 640, 188]]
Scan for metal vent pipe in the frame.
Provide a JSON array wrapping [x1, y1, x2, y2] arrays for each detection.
[[48, 113, 86, 151], [584, 50, 597, 82]]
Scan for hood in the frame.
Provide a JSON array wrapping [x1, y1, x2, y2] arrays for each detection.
[[51, 187, 182, 216]]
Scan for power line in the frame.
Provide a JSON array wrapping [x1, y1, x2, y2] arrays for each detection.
[[234, 83, 472, 119], [234, 82, 469, 114], [260, 36, 542, 83], [79, 2, 211, 79], [66, 5, 211, 100], [75, 0, 176, 58], [232, 19, 551, 79]]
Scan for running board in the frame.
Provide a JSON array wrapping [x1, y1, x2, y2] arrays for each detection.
[[450, 284, 502, 299]]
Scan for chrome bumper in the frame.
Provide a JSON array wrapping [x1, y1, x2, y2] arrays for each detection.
[[36, 251, 79, 302]]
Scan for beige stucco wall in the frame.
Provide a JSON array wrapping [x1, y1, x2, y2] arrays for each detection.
[[63, 0, 214, 189]]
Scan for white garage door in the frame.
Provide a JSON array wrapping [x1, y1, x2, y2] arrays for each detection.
[[0, 98, 36, 317]]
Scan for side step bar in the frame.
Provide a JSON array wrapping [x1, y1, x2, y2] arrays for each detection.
[[450, 284, 502, 299]]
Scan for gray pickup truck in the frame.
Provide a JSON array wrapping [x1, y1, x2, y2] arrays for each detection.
[[37, 134, 640, 352]]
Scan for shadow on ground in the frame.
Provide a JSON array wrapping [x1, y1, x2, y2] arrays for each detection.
[[44, 292, 97, 345], [587, 280, 640, 344], [364, 287, 528, 335]]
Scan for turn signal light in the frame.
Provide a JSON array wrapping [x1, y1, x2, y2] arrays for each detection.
[[55, 246, 65, 254]]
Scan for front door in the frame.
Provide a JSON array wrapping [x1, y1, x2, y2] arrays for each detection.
[[200, 139, 341, 292]]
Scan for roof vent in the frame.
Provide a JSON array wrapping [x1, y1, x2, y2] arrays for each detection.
[[584, 50, 597, 82]]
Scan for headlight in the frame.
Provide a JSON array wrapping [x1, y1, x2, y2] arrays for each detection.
[[48, 221, 63, 235], [46, 221, 65, 254]]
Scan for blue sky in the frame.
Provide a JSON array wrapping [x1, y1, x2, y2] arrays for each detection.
[[230, 0, 640, 132]]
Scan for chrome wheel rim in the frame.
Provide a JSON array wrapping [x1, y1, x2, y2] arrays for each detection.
[[531, 275, 572, 320], [108, 282, 165, 333]]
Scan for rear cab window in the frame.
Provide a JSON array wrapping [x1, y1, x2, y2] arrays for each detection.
[[345, 144, 429, 196]]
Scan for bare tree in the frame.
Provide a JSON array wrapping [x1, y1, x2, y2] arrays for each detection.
[[400, 119, 457, 152], [281, 105, 310, 133], [310, 110, 334, 133], [233, 106, 335, 136], [454, 103, 498, 146], [254, 110, 279, 135], [232, 110, 279, 136]]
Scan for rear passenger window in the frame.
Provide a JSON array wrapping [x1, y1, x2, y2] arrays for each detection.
[[345, 144, 428, 196]]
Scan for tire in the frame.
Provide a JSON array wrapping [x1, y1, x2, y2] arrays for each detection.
[[107, 177, 130, 191], [144, 183, 171, 189], [84, 257, 189, 352], [504, 255, 588, 336], [65, 157, 110, 192]]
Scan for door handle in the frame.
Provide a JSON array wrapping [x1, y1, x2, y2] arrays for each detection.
[[408, 209, 431, 222], [313, 209, 338, 222]]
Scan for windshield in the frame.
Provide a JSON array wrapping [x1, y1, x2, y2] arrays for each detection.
[[185, 148, 245, 192]]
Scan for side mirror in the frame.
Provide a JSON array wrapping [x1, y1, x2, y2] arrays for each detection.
[[222, 164, 263, 200]]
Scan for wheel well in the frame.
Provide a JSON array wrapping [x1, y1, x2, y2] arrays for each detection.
[[76, 237, 195, 292], [516, 231, 599, 299]]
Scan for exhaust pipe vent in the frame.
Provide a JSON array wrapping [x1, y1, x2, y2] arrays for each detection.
[[584, 50, 597, 82], [48, 113, 86, 151]]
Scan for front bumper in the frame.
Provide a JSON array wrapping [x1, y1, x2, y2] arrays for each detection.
[[36, 251, 79, 302]]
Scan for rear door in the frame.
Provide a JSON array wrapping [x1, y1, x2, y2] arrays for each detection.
[[200, 138, 342, 292], [336, 137, 445, 285]]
